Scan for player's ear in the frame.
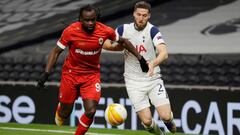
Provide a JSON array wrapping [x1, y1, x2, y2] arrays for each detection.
[[95, 7, 101, 21], [133, 11, 136, 19], [148, 13, 151, 19], [78, 14, 82, 22]]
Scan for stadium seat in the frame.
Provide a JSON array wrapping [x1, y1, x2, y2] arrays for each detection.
[[30, 72, 41, 81], [34, 64, 44, 73], [199, 67, 212, 75], [100, 66, 110, 75], [108, 74, 122, 83], [100, 74, 108, 83], [55, 65, 62, 72], [215, 76, 230, 86], [19, 72, 30, 81], [24, 65, 34, 73], [185, 67, 198, 75], [232, 76, 240, 86], [0, 65, 3, 72], [49, 72, 61, 82], [228, 67, 240, 76], [14, 64, 24, 72], [200, 75, 215, 85], [214, 67, 227, 75], [0, 71, 9, 81], [188, 75, 200, 85], [8, 71, 19, 81], [110, 66, 123, 75], [171, 67, 185, 75], [161, 66, 172, 75], [0, 53, 239, 87]]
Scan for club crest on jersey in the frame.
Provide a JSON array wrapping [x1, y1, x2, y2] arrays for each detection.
[[99, 38, 104, 45]]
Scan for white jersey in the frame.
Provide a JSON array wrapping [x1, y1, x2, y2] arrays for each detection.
[[116, 22, 165, 80]]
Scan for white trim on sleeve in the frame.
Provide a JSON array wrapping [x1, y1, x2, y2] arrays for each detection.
[[153, 32, 165, 46], [114, 30, 120, 42], [57, 40, 66, 49]]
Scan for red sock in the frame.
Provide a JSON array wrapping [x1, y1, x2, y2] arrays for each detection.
[[75, 114, 93, 135]]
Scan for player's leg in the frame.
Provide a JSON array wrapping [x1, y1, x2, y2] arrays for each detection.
[[75, 99, 98, 135], [149, 79, 176, 133], [55, 102, 74, 126], [137, 108, 165, 135], [125, 78, 164, 135], [155, 104, 176, 134], [75, 72, 101, 135], [55, 73, 78, 126]]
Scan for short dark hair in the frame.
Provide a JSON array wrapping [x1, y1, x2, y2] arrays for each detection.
[[134, 1, 151, 13], [79, 4, 100, 21]]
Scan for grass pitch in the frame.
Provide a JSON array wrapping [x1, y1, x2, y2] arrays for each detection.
[[0, 123, 193, 135]]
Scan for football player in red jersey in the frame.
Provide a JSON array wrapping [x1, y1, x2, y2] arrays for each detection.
[[37, 4, 148, 135]]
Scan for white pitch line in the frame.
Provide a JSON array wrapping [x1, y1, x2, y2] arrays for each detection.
[[0, 127, 120, 135]]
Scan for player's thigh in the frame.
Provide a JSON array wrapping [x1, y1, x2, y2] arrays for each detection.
[[80, 72, 101, 103], [125, 78, 150, 112], [149, 79, 170, 108], [155, 103, 172, 121], [59, 73, 78, 104]]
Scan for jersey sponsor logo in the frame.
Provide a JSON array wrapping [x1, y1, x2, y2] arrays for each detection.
[[136, 44, 147, 53], [75, 48, 100, 55], [98, 38, 104, 45]]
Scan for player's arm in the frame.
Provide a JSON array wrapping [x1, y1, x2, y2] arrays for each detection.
[[107, 25, 148, 72], [37, 46, 63, 88], [102, 39, 124, 51], [117, 36, 149, 72], [45, 46, 63, 73], [147, 43, 168, 76], [117, 36, 141, 59]]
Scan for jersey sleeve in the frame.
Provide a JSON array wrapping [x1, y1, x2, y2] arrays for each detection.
[[107, 26, 119, 42], [150, 26, 165, 46], [116, 25, 124, 36], [57, 28, 71, 49]]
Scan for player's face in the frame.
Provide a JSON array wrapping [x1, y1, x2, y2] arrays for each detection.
[[81, 10, 97, 33], [133, 8, 150, 30]]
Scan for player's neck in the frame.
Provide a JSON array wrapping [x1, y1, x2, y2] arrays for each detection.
[[82, 26, 95, 34], [134, 23, 147, 31]]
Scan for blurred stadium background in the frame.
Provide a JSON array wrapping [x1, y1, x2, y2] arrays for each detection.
[[0, 0, 240, 135]]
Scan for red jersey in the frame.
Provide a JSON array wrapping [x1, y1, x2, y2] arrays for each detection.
[[57, 22, 118, 74]]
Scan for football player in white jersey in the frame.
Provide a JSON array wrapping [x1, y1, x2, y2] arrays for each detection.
[[103, 1, 176, 134]]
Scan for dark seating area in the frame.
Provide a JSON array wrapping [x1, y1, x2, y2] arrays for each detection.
[[0, 0, 239, 87], [0, 54, 239, 86]]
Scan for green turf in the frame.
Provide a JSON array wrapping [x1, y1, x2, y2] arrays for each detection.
[[0, 123, 193, 135]]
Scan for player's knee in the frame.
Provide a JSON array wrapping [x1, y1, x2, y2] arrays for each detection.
[[142, 118, 153, 127], [160, 112, 173, 122], [61, 109, 72, 118], [85, 108, 96, 118], [59, 103, 73, 119]]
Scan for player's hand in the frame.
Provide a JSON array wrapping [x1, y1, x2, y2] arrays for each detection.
[[37, 72, 50, 88], [147, 62, 154, 77], [139, 56, 149, 72]]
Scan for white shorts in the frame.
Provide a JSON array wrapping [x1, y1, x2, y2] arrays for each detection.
[[125, 77, 170, 112]]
